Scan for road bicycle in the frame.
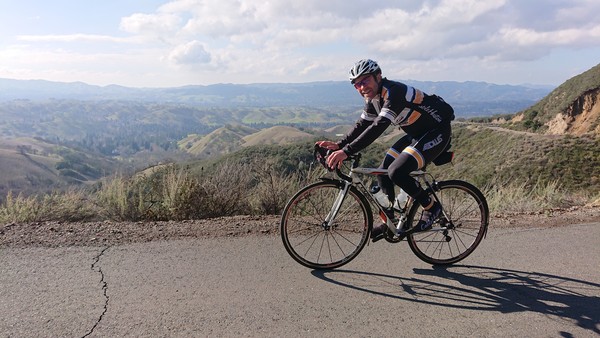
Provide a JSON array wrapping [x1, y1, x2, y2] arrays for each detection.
[[280, 145, 489, 270]]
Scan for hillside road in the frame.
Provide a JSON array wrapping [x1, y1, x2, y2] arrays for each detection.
[[1, 222, 599, 337]]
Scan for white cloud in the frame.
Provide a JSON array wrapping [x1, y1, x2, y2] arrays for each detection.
[[119, 12, 182, 37], [126, 0, 599, 67], [2, 0, 599, 87], [17, 34, 136, 43], [182, 2, 266, 38], [167, 40, 211, 65], [500, 25, 600, 47]]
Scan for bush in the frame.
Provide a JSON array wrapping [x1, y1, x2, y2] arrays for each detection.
[[95, 173, 146, 221], [248, 159, 321, 215], [0, 190, 97, 223], [192, 160, 254, 218], [94, 162, 255, 221]]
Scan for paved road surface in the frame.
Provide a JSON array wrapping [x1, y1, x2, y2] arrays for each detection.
[[1, 223, 599, 337]]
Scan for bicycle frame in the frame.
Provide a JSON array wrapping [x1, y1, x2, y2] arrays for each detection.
[[324, 153, 444, 237]]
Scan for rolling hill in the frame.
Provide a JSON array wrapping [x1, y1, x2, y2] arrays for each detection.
[[178, 124, 258, 157], [0, 137, 123, 199], [1, 66, 599, 201], [178, 125, 331, 158], [509, 63, 600, 136], [241, 126, 315, 147]]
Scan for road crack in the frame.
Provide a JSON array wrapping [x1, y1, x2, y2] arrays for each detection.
[[82, 246, 110, 338]]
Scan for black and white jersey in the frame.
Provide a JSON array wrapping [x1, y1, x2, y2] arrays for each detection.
[[339, 78, 454, 155], [361, 78, 454, 137]]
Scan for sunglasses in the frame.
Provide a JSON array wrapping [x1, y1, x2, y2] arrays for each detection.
[[353, 76, 371, 89]]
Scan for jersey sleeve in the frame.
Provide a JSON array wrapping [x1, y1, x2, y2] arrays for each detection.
[[336, 117, 373, 149], [342, 115, 392, 155]]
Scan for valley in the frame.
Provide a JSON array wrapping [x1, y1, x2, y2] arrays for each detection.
[[0, 66, 598, 210]]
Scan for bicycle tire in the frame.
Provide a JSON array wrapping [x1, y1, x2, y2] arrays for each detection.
[[406, 180, 489, 265], [280, 180, 372, 269]]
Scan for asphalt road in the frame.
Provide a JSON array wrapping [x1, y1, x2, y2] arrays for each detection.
[[1, 223, 599, 337]]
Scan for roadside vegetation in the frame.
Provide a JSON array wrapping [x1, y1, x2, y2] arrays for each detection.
[[1, 123, 598, 224], [0, 158, 593, 225], [0, 160, 320, 224]]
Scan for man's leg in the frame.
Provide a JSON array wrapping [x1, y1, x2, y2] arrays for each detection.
[[389, 126, 451, 231], [370, 135, 411, 242], [377, 135, 412, 202]]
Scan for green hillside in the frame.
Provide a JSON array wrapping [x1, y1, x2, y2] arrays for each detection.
[[432, 124, 599, 194], [191, 123, 599, 197], [241, 126, 314, 147], [511, 63, 600, 132], [178, 124, 258, 157], [0, 137, 123, 200]]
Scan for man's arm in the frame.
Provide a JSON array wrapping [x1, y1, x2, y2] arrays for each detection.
[[342, 115, 392, 155], [337, 118, 373, 149]]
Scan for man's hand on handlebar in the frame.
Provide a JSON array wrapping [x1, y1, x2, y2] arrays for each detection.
[[315, 141, 348, 170], [326, 149, 348, 169], [315, 140, 339, 151]]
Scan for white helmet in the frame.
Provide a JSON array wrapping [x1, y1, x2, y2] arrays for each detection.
[[348, 59, 381, 83]]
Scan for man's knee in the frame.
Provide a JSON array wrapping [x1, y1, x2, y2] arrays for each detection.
[[388, 161, 415, 183]]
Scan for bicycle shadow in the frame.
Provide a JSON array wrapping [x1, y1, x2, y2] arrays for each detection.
[[311, 265, 599, 335]]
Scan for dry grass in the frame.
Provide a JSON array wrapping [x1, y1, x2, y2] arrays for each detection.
[[483, 178, 585, 215], [0, 190, 96, 224], [0, 160, 594, 224]]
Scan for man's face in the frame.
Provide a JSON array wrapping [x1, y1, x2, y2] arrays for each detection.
[[353, 73, 380, 100]]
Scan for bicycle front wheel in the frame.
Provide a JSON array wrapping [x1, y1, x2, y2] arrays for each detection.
[[407, 180, 489, 265], [280, 180, 372, 270]]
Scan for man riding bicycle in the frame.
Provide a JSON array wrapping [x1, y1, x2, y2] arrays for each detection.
[[316, 59, 455, 242]]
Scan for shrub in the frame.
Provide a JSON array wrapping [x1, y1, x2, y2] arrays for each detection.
[[93, 162, 254, 221], [95, 173, 147, 221], [1, 145, 595, 223], [191, 160, 254, 218], [0, 190, 97, 223], [248, 159, 322, 215]]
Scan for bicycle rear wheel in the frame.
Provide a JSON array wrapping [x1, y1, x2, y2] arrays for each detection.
[[280, 180, 372, 270], [407, 180, 489, 265]]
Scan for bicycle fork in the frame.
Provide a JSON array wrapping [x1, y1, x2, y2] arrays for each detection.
[[322, 180, 352, 230]]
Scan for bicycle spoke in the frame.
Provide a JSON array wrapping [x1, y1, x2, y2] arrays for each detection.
[[408, 180, 488, 265], [281, 181, 370, 269]]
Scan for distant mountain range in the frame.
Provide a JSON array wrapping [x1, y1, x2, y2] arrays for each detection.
[[0, 78, 553, 116], [1, 65, 599, 201]]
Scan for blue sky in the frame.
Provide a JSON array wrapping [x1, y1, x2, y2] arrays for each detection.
[[1, 0, 599, 88]]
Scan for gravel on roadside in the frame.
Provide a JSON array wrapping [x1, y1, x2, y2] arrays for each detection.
[[1, 206, 599, 248]]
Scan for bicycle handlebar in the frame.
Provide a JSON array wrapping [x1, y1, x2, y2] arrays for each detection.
[[313, 145, 358, 182]]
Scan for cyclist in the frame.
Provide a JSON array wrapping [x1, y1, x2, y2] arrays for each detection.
[[316, 59, 455, 242]]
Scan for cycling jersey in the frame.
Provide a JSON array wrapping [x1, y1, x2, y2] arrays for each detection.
[[338, 78, 454, 155]]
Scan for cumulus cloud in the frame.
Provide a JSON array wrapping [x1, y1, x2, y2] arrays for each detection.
[[42, 0, 600, 63], [4, 0, 597, 86], [119, 0, 599, 75], [167, 40, 211, 65]]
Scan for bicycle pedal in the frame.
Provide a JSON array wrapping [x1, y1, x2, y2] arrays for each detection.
[[384, 233, 405, 243]]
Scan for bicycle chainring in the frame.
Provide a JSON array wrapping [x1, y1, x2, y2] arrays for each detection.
[[384, 229, 405, 243]]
